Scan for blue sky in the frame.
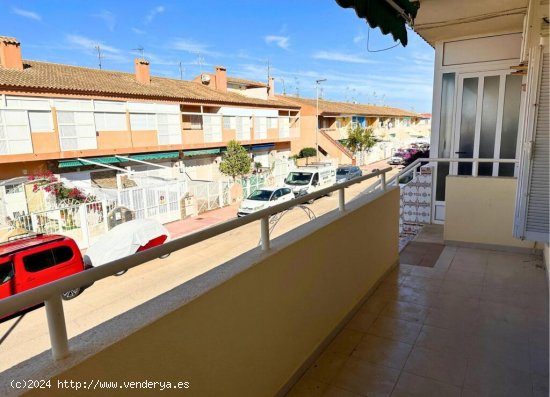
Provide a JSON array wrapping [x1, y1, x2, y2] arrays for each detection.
[[1, 0, 435, 112]]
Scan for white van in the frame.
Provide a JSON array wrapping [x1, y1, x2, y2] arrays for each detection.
[[284, 163, 336, 199]]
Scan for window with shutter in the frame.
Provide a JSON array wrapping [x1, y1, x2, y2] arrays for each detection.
[[0, 110, 33, 154], [57, 111, 97, 151]]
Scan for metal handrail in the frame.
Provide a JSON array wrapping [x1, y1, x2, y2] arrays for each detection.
[[0, 167, 393, 360], [387, 157, 519, 186]]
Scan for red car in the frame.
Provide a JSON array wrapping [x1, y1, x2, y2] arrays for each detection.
[[0, 234, 86, 304]]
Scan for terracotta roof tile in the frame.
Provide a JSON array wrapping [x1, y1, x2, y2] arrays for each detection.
[[0, 60, 297, 109], [276, 95, 420, 118], [227, 77, 267, 87]]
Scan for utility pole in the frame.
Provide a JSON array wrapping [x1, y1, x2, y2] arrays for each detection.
[[315, 78, 327, 161], [94, 44, 103, 70]]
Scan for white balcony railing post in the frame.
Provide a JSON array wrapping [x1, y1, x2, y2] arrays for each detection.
[[339, 188, 345, 212], [44, 295, 69, 360], [261, 217, 270, 251]]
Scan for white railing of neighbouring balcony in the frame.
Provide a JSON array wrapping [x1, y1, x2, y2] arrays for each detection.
[[0, 167, 394, 362]]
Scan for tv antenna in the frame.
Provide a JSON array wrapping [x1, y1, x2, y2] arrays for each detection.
[[280, 78, 286, 95], [196, 53, 205, 72], [294, 77, 300, 97], [179, 62, 185, 80], [94, 44, 104, 70], [133, 46, 145, 60]]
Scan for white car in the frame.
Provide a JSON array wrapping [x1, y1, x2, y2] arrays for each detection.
[[237, 187, 295, 217]]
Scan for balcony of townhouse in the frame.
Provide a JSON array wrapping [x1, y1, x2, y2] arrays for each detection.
[[0, 161, 547, 397], [284, 159, 548, 396]]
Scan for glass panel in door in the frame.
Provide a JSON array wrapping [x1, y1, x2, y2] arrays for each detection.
[[499, 75, 522, 176], [478, 76, 500, 176], [457, 78, 478, 175], [435, 73, 455, 202]]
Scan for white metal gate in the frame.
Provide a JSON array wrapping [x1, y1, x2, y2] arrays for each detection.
[[117, 181, 185, 224], [187, 180, 229, 214]]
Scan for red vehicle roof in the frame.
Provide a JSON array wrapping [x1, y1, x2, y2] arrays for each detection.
[[0, 234, 67, 257]]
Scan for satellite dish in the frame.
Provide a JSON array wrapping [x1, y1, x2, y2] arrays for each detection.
[[201, 74, 211, 84]]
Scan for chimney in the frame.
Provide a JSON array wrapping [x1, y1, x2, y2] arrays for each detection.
[[268, 77, 275, 97], [0, 36, 23, 70], [134, 58, 150, 84], [215, 66, 227, 92]]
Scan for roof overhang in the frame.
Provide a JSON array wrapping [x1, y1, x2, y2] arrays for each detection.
[[413, 0, 528, 46]]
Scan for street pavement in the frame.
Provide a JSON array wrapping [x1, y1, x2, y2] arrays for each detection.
[[0, 159, 399, 372]]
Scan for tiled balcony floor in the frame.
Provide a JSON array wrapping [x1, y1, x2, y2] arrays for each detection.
[[287, 244, 549, 397]]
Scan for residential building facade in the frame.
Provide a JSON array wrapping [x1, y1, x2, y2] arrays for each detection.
[[278, 95, 422, 164], [0, 36, 300, 186]]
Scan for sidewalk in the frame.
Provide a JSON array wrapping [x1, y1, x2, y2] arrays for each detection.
[[164, 202, 241, 239]]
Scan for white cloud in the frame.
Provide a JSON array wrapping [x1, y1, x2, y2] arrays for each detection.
[[264, 35, 290, 50], [93, 10, 116, 32], [132, 27, 146, 35], [312, 51, 376, 64], [12, 7, 41, 21], [353, 30, 365, 44], [170, 38, 219, 57], [65, 35, 133, 65], [145, 5, 165, 24], [66, 34, 119, 54]]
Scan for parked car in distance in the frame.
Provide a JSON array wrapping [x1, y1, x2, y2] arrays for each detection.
[[0, 233, 88, 310], [84, 218, 170, 276], [237, 187, 294, 217], [388, 152, 406, 165], [336, 166, 363, 184], [284, 163, 337, 198]]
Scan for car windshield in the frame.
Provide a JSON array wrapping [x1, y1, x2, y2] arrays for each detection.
[[247, 190, 273, 201], [285, 172, 312, 186], [337, 169, 350, 175], [393, 153, 404, 157]]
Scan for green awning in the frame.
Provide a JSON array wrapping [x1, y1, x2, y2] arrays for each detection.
[[336, 0, 418, 47], [58, 160, 83, 168], [58, 156, 123, 168], [183, 148, 221, 157], [130, 151, 179, 161]]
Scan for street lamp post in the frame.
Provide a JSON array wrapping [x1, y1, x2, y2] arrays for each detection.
[[315, 78, 327, 161]]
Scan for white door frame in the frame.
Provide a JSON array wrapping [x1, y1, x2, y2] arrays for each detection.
[[451, 69, 512, 176]]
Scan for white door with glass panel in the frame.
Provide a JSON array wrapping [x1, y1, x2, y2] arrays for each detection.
[[433, 70, 523, 222]]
